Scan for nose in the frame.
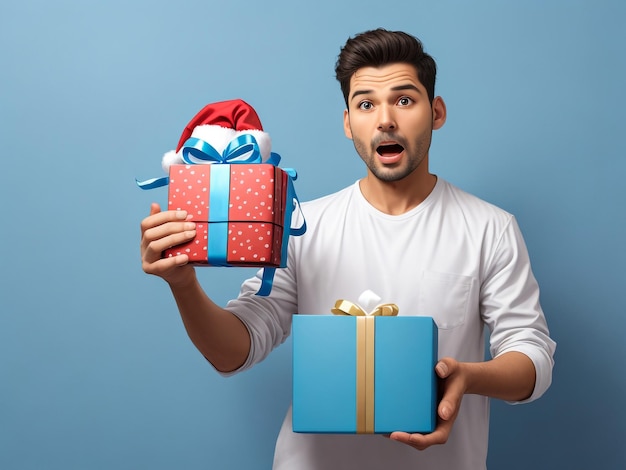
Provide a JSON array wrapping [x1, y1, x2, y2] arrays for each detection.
[[377, 105, 396, 132]]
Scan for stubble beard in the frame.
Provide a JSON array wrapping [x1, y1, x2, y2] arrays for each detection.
[[352, 130, 432, 183]]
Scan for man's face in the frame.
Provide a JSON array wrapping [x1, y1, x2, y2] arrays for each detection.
[[343, 63, 443, 183]]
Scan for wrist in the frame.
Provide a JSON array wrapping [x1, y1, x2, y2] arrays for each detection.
[[166, 265, 198, 292], [458, 361, 482, 396]]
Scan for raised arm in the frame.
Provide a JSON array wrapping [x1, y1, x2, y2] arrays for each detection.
[[140, 203, 250, 372]]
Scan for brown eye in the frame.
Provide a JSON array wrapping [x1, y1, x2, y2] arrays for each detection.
[[398, 97, 412, 106]]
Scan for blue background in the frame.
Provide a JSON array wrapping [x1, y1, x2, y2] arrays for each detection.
[[1, 1, 624, 468]]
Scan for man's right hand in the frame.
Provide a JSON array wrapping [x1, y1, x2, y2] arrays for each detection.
[[140, 203, 197, 287]]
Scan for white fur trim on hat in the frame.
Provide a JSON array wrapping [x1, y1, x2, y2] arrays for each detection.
[[192, 125, 238, 156], [161, 149, 182, 173], [161, 125, 273, 171]]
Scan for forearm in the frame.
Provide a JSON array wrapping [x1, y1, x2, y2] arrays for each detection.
[[168, 271, 251, 373], [461, 351, 536, 402]]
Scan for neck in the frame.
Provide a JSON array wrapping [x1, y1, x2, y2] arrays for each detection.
[[359, 168, 437, 216]]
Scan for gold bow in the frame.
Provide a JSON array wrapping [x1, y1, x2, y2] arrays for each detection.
[[330, 299, 399, 433], [331, 299, 399, 317]]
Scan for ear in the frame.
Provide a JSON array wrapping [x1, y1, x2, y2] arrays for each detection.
[[432, 96, 447, 130], [343, 109, 353, 140]]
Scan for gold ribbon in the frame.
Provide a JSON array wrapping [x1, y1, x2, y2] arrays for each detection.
[[331, 300, 399, 318], [331, 299, 399, 433]]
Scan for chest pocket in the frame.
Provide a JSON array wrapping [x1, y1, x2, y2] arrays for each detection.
[[419, 270, 475, 330]]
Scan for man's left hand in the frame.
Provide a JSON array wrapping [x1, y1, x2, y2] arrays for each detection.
[[389, 357, 467, 451]]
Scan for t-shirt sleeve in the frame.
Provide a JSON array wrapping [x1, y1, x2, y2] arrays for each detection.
[[217, 245, 299, 377], [481, 216, 556, 403]]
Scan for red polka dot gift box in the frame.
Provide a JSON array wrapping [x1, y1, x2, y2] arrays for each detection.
[[164, 163, 289, 267]]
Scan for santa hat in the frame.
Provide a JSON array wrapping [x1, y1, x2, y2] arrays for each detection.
[[162, 99, 272, 172]]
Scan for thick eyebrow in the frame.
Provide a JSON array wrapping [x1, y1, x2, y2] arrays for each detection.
[[350, 89, 373, 102], [349, 84, 423, 102], [391, 84, 423, 94]]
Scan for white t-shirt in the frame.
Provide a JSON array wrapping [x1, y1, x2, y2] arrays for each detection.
[[224, 178, 556, 470]]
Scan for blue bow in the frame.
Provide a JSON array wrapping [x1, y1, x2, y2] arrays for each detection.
[[136, 134, 281, 189], [183, 134, 261, 164]]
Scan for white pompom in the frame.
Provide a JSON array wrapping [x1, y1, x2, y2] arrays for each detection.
[[161, 150, 182, 173], [358, 290, 383, 314]]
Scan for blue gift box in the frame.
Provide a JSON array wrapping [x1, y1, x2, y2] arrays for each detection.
[[292, 314, 438, 434]]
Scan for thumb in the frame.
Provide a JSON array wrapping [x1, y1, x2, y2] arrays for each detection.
[[149, 202, 162, 216]]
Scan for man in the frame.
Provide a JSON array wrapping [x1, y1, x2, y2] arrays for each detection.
[[140, 28, 555, 469]]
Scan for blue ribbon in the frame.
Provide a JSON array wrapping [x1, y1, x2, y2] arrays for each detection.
[[206, 165, 231, 267], [136, 175, 169, 189], [255, 169, 307, 296], [182, 134, 262, 165]]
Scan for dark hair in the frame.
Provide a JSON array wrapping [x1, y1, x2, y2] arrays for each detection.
[[335, 28, 437, 106]]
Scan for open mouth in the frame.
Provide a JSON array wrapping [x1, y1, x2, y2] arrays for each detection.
[[376, 143, 404, 157]]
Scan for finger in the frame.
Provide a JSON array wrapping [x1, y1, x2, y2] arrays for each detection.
[[141, 218, 195, 256], [435, 357, 456, 378], [437, 378, 465, 421], [140, 209, 189, 235], [143, 229, 197, 263], [141, 225, 192, 260], [438, 384, 465, 422], [390, 418, 454, 451], [143, 219, 196, 246], [142, 252, 190, 275], [141, 204, 164, 237], [438, 398, 456, 422], [438, 383, 463, 421]]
